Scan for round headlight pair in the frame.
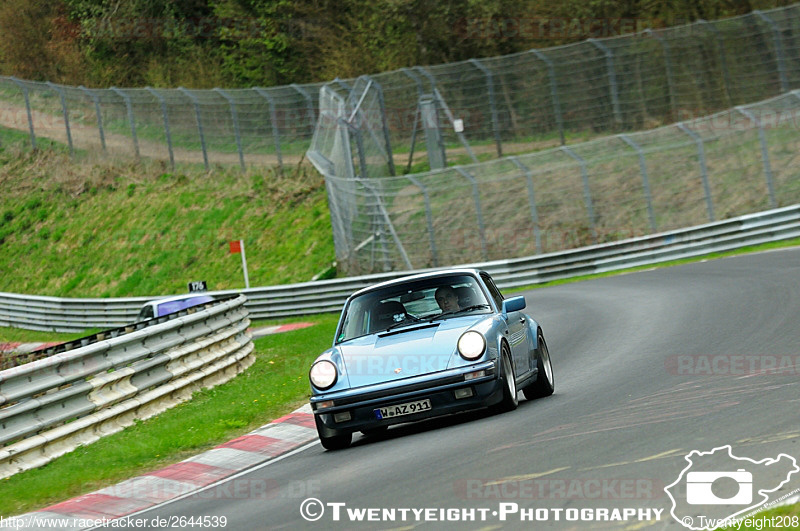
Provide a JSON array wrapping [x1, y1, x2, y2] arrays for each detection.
[[309, 360, 338, 389], [458, 331, 486, 360]]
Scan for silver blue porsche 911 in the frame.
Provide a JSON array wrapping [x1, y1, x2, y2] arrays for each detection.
[[308, 268, 554, 450]]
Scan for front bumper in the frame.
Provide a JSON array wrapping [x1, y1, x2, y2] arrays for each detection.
[[310, 360, 502, 437]]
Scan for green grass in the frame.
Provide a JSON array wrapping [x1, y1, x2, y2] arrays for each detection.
[[0, 127, 65, 154], [0, 314, 339, 517], [0, 143, 336, 297], [0, 327, 101, 344]]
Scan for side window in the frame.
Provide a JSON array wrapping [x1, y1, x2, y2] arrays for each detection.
[[481, 273, 504, 310]]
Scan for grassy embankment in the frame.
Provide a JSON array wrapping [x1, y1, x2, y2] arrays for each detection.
[[0, 128, 335, 299]]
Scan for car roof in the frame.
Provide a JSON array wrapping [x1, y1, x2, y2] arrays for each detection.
[[144, 293, 215, 306], [349, 268, 486, 298]]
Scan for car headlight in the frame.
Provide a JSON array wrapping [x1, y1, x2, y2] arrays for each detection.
[[458, 331, 486, 360], [309, 360, 338, 390]]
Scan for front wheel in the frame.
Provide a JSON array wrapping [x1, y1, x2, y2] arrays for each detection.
[[491, 344, 518, 413], [315, 415, 352, 450], [523, 331, 554, 400]]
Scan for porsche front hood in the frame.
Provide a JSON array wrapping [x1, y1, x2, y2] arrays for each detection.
[[337, 319, 479, 388]]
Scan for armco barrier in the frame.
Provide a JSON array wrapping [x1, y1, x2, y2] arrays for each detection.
[[0, 205, 799, 333], [0, 294, 253, 478]]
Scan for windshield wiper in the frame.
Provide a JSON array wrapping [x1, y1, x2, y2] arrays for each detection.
[[384, 316, 426, 331], [454, 304, 490, 314], [429, 304, 491, 322]]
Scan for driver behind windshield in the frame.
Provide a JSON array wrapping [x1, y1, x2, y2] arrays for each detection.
[[435, 285, 460, 312]]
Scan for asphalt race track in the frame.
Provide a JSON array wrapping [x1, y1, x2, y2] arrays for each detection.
[[130, 248, 800, 530]]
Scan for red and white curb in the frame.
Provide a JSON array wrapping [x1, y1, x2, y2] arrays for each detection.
[[17, 404, 318, 530], [0, 342, 61, 354]]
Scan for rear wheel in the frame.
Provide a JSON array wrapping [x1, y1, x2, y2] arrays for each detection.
[[492, 344, 518, 413], [523, 331, 554, 400]]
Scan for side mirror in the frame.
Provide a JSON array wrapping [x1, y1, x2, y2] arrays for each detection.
[[502, 296, 526, 316]]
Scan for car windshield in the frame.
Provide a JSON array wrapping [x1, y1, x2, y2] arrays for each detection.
[[335, 274, 490, 343]]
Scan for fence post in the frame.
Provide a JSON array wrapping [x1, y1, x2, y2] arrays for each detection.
[[252, 88, 284, 172], [588, 39, 622, 127], [214, 88, 246, 172], [677, 122, 715, 222], [178, 87, 209, 171], [560, 146, 598, 244], [350, 76, 395, 176], [434, 88, 478, 163], [371, 77, 396, 176], [401, 68, 424, 172], [454, 166, 489, 261], [530, 50, 565, 145], [46, 82, 73, 157], [468, 59, 502, 157], [406, 175, 439, 267], [735, 106, 777, 208], [145, 87, 174, 170], [509, 156, 541, 254], [643, 29, 677, 121], [290, 83, 316, 135], [110, 87, 140, 160], [696, 20, 735, 108], [754, 10, 789, 93], [9, 77, 36, 150], [618, 134, 657, 233], [419, 95, 447, 170], [79, 86, 106, 154]]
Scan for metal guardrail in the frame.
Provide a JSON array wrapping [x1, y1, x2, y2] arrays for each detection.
[[0, 295, 252, 478], [1, 205, 798, 333]]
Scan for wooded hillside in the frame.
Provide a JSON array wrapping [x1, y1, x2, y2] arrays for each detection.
[[0, 0, 791, 89]]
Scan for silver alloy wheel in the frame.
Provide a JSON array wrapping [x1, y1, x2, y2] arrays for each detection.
[[540, 338, 553, 387], [503, 350, 517, 400]]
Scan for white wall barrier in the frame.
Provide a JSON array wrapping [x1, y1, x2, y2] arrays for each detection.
[[0, 294, 252, 478]]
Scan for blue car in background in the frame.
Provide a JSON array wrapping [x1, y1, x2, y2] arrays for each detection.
[[136, 293, 216, 322], [309, 268, 555, 450]]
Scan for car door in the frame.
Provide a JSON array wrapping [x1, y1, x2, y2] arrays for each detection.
[[482, 273, 528, 377]]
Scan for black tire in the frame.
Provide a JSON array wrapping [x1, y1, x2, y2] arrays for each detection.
[[315, 415, 352, 450], [492, 344, 518, 413], [523, 331, 554, 400], [319, 431, 352, 451]]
